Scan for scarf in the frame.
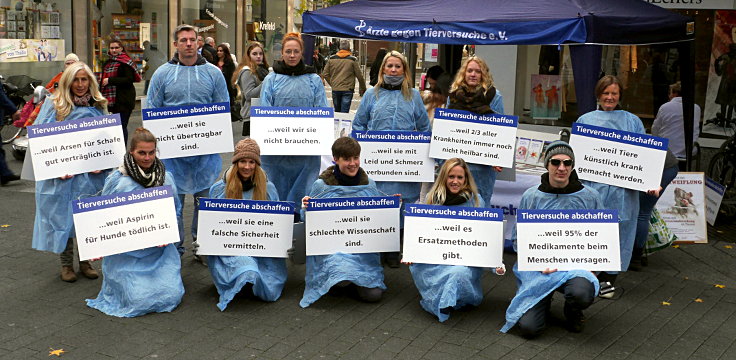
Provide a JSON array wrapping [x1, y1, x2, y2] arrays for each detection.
[[538, 170, 584, 194], [272, 60, 316, 76], [72, 93, 92, 107], [122, 152, 166, 188], [100, 52, 142, 107], [449, 85, 497, 114], [318, 165, 369, 186], [255, 64, 269, 81], [241, 178, 254, 192], [333, 165, 361, 186], [443, 191, 471, 206]]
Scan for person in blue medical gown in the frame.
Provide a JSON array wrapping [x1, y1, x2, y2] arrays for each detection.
[[408, 157, 505, 322], [300, 137, 391, 307], [207, 138, 286, 310], [86, 128, 185, 317], [259, 32, 328, 209], [502, 141, 600, 337], [31, 62, 109, 282]]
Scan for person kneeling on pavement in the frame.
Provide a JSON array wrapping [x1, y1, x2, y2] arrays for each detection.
[[299, 137, 392, 307], [501, 141, 602, 338]]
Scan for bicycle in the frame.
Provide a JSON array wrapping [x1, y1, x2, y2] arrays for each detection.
[[706, 132, 736, 219]]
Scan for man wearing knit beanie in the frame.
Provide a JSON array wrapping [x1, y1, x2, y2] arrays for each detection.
[[543, 140, 575, 188]]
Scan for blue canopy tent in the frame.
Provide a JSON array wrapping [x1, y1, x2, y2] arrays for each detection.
[[302, 0, 697, 167]]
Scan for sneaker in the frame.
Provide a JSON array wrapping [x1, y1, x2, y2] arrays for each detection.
[[564, 304, 586, 333], [79, 261, 99, 279], [599, 281, 615, 299], [60, 266, 77, 282]]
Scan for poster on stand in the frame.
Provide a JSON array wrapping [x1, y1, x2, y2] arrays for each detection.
[[655, 173, 708, 243], [704, 177, 726, 226]]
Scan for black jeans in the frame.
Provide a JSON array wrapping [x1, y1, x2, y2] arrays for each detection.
[[517, 277, 595, 338]]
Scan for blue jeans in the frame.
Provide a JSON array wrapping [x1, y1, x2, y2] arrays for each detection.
[[177, 188, 209, 255], [332, 91, 353, 113], [634, 165, 679, 250]]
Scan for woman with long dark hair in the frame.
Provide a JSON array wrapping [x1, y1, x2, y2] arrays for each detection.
[[216, 43, 237, 121]]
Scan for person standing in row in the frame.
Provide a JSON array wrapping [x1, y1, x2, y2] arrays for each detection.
[[206, 139, 286, 310], [448, 56, 505, 206], [146, 24, 229, 258], [233, 41, 269, 136], [100, 39, 141, 145], [353, 50, 430, 267], [322, 39, 366, 113], [86, 128, 185, 317], [259, 32, 328, 208], [502, 141, 600, 338], [31, 62, 108, 282]]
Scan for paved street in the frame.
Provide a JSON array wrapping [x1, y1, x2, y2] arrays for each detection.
[[1, 112, 736, 359]]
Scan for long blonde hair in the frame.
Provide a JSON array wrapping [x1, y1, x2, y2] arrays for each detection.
[[449, 56, 494, 94], [232, 42, 269, 86], [53, 62, 107, 121], [225, 163, 268, 201], [426, 158, 480, 207], [375, 50, 412, 101]]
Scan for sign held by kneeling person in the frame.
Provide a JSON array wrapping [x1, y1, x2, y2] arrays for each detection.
[[305, 196, 400, 255], [402, 204, 504, 267], [250, 106, 334, 156], [72, 186, 179, 261], [142, 102, 235, 159], [196, 198, 295, 257], [27, 114, 126, 181], [353, 131, 434, 182], [516, 209, 621, 271]]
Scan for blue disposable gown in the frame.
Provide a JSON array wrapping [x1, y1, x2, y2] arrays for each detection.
[[462, 91, 504, 205], [31, 100, 109, 253], [85, 170, 185, 317], [145, 60, 229, 194], [259, 71, 328, 205], [501, 184, 602, 332], [207, 172, 286, 310], [299, 177, 387, 307], [409, 196, 488, 322], [353, 87, 431, 205], [576, 110, 645, 272]]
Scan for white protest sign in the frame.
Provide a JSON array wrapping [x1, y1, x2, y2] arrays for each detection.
[[516, 209, 621, 271], [656, 172, 708, 243], [305, 196, 400, 255], [196, 198, 295, 257], [27, 114, 126, 181], [402, 204, 504, 267], [429, 108, 518, 167], [705, 177, 726, 226], [142, 102, 234, 159], [569, 123, 668, 192], [250, 106, 334, 155], [353, 131, 434, 182], [72, 186, 179, 261]]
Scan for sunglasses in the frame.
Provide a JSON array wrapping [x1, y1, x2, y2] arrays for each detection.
[[549, 159, 573, 167]]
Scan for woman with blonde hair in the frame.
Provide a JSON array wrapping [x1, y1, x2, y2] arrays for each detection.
[[353, 50, 430, 267], [409, 158, 504, 322], [207, 138, 284, 310], [233, 41, 270, 136], [448, 55, 505, 206], [31, 62, 109, 282]]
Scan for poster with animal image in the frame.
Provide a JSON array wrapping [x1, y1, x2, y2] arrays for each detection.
[[655, 172, 707, 244], [703, 11, 736, 136], [530, 74, 561, 120]]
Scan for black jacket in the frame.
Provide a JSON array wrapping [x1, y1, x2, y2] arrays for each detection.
[[102, 59, 137, 113], [202, 44, 218, 64]]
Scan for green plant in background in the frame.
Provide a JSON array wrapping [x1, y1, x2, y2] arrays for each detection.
[[295, 0, 344, 16]]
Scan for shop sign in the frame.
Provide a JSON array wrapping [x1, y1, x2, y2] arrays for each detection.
[[259, 22, 276, 31], [643, 0, 735, 9], [0, 39, 64, 62]]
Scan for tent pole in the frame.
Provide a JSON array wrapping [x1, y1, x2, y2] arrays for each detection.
[[679, 41, 695, 171]]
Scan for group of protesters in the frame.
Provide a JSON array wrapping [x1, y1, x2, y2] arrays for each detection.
[[28, 24, 676, 338]]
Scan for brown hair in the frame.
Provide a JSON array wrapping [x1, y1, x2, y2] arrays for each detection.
[[332, 137, 361, 160], [233, 42, 269, 86], [425, 158, 480, 206], [450, 56, 494, 93], [594, 75, 623, 102], [172, 24, 197, 42], [282, 32, 303, 51], [128, 127, 157, 152], [225, 163, 268, 201]]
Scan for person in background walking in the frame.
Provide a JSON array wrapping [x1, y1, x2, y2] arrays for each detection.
[[100, 39, 141, 145], [369, 48, 387, 87], [215, 43, 238, 122], [323, 39, 366, 113]]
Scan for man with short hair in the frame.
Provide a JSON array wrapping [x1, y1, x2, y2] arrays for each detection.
[[502, 141, 602, 338], [146, 24, 229, 259], [652, 81, 701, 170], [197, 35, 214, 63], [322, 39, 366, 113], [203, 36, 218, 64]]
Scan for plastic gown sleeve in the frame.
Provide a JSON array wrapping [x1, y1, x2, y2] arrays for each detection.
[[206, 178, 287, 310], [409, 197, 490, 322], [31, 101, 109, 253], [144, 61, 228, 194], [576, 110, 644, 272], [501, 185, 603, 332], [299, 178, 387, 307], [85, 170, 184, 317]]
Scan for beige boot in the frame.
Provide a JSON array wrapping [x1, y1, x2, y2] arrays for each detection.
[[79, 261, 99, 279], [60, 266, 77, 282]]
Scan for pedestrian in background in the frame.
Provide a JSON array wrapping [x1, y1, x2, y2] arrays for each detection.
[[322, 39, 366, 113], [31, 62, 108, 282], [100, 39, 141, 144], [215, 43, 238, 122], [234, 41, 270, 136], [369, 48, 387, 87]]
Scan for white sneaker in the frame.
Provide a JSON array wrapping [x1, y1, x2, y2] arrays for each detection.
[[599, 281, 615, 299]]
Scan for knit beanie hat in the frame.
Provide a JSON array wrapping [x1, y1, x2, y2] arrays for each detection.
[[232, 138, 261, 165], [544, 140, 575, 167]]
